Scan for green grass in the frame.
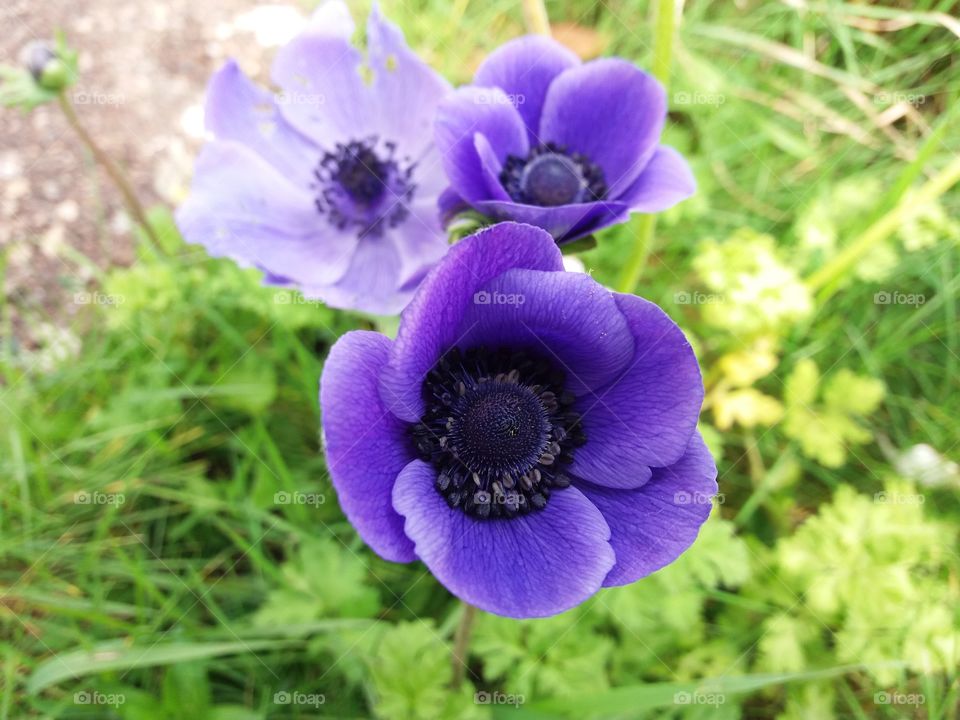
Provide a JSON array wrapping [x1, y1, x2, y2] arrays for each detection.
[[2, 0, 959, 718]]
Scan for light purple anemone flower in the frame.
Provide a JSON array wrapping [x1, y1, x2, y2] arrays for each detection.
[[320, 222, 716, 618], [176, 1, 451, 314], [435, 36, 695, 244]]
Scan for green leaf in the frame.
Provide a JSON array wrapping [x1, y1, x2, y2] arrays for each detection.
[[28, 639, 298, 694]]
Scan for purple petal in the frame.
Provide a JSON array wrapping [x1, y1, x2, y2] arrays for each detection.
[[435, 87, 529, 203], [473, 198, 630, 243], [366, 5, 451, 155], [458, 269, 634, 396], [392, 460, 615, 617], [175, 142, 354, 286], [577, 431, 717, 587], [473, 35, 580, 146], [618, 146, 696, 211], [540, 59, 666, 196], [204, 60, 320, 189], [379, 223, 563, 422], [271, 32, 375, 144], [474, 134, 512, 201], [305, 0, 355, 38], [320, 331, 417, 562], [573, 293, 704, 482]]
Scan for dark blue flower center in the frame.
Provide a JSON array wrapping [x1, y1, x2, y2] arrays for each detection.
[[313, 136, 416, 237], [500, 142, 607, 207], [412, 346, 586, 519]]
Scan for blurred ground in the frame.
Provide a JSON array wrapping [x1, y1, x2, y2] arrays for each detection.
[[1, 1, 312, 341]]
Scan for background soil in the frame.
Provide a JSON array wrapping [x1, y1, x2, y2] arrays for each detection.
[[1, 1, 311, 344]]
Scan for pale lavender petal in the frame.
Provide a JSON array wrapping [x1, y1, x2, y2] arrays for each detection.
[[617, 146, 696, 211], [176, 142, 354, 286]]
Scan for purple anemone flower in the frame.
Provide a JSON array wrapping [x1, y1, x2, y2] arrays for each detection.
[[434, 36, 695, 244], [320, 222, 716, 618], [176, 1, 451, 314]]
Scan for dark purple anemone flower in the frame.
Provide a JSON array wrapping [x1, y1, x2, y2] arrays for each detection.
[[320, 222, 716, 618], [434, 36, 695, 244], [176, 1, 451, 315]]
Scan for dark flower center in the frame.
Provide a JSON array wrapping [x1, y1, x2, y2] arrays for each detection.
[[313, 136, 416, 237], [500, 142, 607, 207], [412, 346, 586, 519]]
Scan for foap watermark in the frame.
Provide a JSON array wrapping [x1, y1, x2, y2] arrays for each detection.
[[275, 91, 326, 107], [674, 490, 723, 506], [674, 291, 724, 305], [874, 91, 926, 107], [875, 691, 925, 707], [274, 292, 323, 306], [874, 490, 924, 506], [674, 690, 726, 707], [274, 490, 326, 507], [74, 490, 125, 506], [74, 291, 125, 306], [273, 691, 326, 708], [73, 91, 125, 106], [874, 290, 925, 307], [474, 290, 525, 306], [475, 92, 525, 107], [475, 690, 525, 707], [74, 691, 126, 707], [674, 91, 725, 107]]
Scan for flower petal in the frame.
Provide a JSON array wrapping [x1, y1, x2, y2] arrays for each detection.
[[366, 5, 451, 155], [576, 431, 717, 587], [320, 331, 417, 562], [473, 198, 629, 244], [380, 223, 563, 422], [204, 60, 320, 188], [305, 0, 356, 38], [458, 268, 634, 396], [392, 460, 615, 617], [473, 35, 580, 146], [573, 293, 704, 478], [540, 59, 666, 196], [176, 141, 354, 286], [618, 146, 696, 212], [474, 134, 512, 201], [271, 32, 375, 144], [435, 87, 529, 204]]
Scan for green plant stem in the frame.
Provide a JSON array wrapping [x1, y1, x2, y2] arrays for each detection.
[[616, 0, 678, 294], [807, 153, 960, 303], [451, 602, 477, 689], [56, 92, 160, 247], [522, 0, 552, 36]]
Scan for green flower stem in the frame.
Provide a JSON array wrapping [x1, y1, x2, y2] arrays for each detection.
[[450, 602, 478, 689], [616, 0, 679, 294], [523, 0, 552, 36], [807, 153, 960, 303], [57, 92, 160, 248]]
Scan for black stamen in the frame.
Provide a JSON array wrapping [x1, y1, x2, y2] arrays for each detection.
[[312, 135, 416, 237], [499, 142, 607, 207], [411, 346, 587, 519]]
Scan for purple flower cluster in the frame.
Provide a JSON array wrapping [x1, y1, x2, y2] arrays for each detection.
[[180, 1, 714, 617], [321, 223, 715, 617]]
